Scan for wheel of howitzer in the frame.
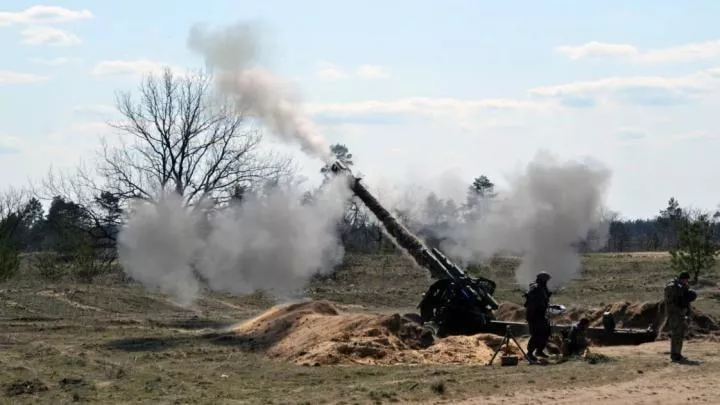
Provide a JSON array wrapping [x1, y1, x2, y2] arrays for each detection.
[[418, 278, 496, 337], [419, 279, 452, 324]]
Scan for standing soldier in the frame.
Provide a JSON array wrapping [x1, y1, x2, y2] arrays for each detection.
[[524, 272, 552, 362], [664, 271, 696, 362]]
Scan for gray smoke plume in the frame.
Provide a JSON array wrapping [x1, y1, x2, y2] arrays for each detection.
[[373, 151, 612, 290], [196, 177, 349, 297], [116, 192, 207, 307], [453, 152, 611, 288], [117, 176, 350, 305], [116, 20, 351, 306], [187, 21, 331, 161]]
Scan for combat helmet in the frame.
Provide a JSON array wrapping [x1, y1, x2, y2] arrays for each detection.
[[536, 271, 551, 283]]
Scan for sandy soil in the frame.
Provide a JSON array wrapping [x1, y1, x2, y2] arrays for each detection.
[[230, 300, 524, 365], [452, 341, 720, 405], [230, 299, 718, 368], [230, 299, 720, 404]]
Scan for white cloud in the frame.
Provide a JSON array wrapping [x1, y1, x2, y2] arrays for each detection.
[[308, 97, 548, 115], [556, 40, 720, 63], [0, 5, 93, 26], [672, 130, 717, 141], [0, 70, 48, 84], [20, 26, 81, 46], [315, 61, 391, 80], [48, 122, 111, 141], [556, 41, 638, 60], [0, 121, 121, 193], [355, 64, 390, 79], [73, 104, 117, 116], [0, 134, 22, 154], [91, 60, 185, 77], [315, 61, 347, 80], [529, 67, 720, 107], [306, 96, 552, 130], [614, 127, 645, 141], [30, 57, 77, 66]]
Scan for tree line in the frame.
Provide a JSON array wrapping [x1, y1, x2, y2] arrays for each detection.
[[1, 66, 718, 284]]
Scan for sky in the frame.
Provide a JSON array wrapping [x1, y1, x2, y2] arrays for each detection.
[[2, 1, 720, 219]]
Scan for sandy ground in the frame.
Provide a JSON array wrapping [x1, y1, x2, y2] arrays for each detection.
[[230, 300, 524, 365], [451, 341, 720, 405], [228, 299, 720, 405]]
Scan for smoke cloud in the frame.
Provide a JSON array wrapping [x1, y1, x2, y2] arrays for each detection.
[[118, 177, 350, 305], [116, 193, 207, 307], [373, 151, 612, 290], [116, 20, 349, 307], [187, 21, 331, 161]]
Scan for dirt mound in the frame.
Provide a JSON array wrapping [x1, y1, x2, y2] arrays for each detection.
[[496, 302, 526, 321], [497, 300, 719, 335], [231, 300, 524, 365]]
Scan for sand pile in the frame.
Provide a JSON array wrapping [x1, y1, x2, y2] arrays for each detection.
[[231, 300, 524, 365], [497, 300, 718, 335]]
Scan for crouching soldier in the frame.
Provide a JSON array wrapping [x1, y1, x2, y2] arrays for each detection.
[[563, 318, 590, 357], [664, 271, 697, 362]]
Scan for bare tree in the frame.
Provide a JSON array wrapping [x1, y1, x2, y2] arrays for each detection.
[[38, 163, 121, 246], [0, 187, 29, 221], [101, 66, 294, 207]]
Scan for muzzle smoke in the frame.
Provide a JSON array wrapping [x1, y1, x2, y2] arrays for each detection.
[[187, 21, 332, 161], [117, 20, 347, 305], [118, 177, 350, 305], [374, 151, 612, 289]]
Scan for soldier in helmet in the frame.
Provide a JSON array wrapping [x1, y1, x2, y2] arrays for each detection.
[[564, 317, 590, 357], [523, 271, 553, 362], [664, 271, 696, 362]]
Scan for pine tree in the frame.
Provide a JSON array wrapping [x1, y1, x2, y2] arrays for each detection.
[[670, 211, 720, 284]]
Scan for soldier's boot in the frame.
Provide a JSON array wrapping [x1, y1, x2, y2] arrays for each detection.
[[534, 350, 549, 358], [671, 353, 688, 362], [535, 341, 549, 358]]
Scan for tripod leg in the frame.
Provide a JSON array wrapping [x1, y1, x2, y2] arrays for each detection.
[[488, 334, 509, 365], [510, 334, 529, 359]]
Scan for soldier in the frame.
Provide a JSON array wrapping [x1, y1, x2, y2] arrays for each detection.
[[564, 318, 590, 357], [524, 271, 552, 362], [664, 271, 696, 362]]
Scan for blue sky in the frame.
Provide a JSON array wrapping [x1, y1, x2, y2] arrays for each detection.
[[2, 1, 720, 219]]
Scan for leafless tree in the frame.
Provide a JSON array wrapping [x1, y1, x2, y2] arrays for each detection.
[[0, 186, 29, 221], [101, 66, 295, 208]]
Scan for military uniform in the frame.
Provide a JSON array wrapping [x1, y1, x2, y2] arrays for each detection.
[[564, 318, 589, 357], [524, 272, 552, 361], [664, 271, 695, 362]]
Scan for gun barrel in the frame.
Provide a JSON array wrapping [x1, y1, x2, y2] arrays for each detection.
[[329, 160, 499, 311], [329, 161, 448, 279]]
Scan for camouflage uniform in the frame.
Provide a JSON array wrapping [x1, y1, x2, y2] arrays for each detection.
[[524, 272, 552, 360], [664, 272, 694, 361]]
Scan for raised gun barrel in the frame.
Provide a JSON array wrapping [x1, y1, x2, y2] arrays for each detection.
[[328, 160, 499, 312], [329, 160, 444, 279], [327, 160, 660, 345]]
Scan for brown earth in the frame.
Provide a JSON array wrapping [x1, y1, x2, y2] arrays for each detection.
[[451, 341, 720, 405], [230, 298, 720, 368], [497, 300, 719, 336], [231, 300, 524, 365], [3, 252, 720, 404]]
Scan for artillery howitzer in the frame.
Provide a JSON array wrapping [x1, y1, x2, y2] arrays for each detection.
[[327, 160, 659, 346]]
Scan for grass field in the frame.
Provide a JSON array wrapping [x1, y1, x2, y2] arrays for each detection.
[[1, 252, 719, 404]]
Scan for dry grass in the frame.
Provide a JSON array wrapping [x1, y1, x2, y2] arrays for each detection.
[[0, 252, 718, 404]]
